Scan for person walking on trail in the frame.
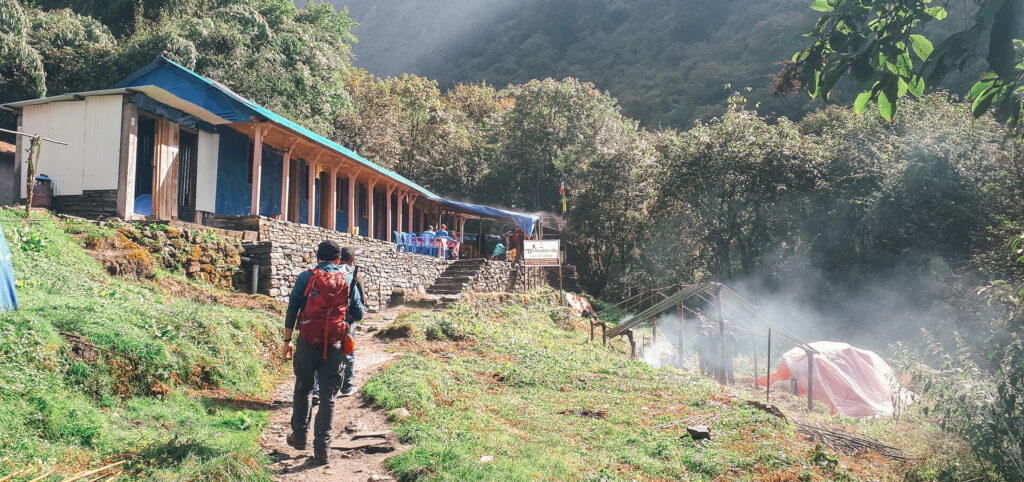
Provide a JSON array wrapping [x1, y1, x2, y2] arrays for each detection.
[[339, 248, 365, 396], [281, 240, 359, 464], [309, 247, 366, 402]]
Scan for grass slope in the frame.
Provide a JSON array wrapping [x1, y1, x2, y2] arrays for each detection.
[[0, 209, 282, 480], [365, 292, 972, 481]]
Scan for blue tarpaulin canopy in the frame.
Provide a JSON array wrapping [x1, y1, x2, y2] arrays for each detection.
[[0, 224, 18, 312], [439, 199, 539, 236]]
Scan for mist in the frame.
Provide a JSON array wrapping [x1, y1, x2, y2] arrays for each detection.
[[326, 0, 519, 80]]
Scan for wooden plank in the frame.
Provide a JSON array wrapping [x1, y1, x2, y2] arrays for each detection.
[[116, 100, 138, 219]]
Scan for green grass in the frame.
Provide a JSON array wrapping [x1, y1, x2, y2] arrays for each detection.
[[0, 209, 282, 480], [363, 293, 895, 481]]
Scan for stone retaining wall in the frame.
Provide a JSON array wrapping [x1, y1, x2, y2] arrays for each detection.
[[465, 260, 546, 293], [239, 217, 450, 312], [51, 189, 118, 220]]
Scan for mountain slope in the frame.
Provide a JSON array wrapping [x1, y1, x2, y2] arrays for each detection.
[[335, 0, 984, 129], [338, 0, 819, 127]]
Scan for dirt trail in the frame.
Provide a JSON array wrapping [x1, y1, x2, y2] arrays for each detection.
[[261, 308, 414, 481]]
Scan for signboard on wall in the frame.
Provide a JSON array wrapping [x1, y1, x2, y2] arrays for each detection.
[[524, 239, 560, 266]]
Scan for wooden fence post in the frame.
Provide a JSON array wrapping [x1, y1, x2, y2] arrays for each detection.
[[807, 350, 815, 412], [715, 284, 726, 385], [766, 328, 772, 403]]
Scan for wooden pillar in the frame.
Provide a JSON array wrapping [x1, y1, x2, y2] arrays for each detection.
[[328, 165, 339, 230], [807, 351, 815, 411], [715, 283, 726, 385], [280, 140, 297, 220], [347, 173, 357, 235], [459, 217, 466, 244], [250, 125, 266, 216], [306, 152, 320, 226], [678, 303, 685, 365], [396, 190, 405, 235], [386, 185, 395, 241], [403, 194, 411, 232], [366, 177, 378, 239]]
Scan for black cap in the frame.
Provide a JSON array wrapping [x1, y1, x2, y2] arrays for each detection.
[[316, 240, 341, 261]]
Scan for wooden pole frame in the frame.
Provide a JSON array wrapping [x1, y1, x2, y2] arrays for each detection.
[[807, 350, 815, 411], [249, 124, 267, 216], [766, 328, 772, 403], [386, 185, 395, 242], [0, 128, 66, 217], [280, 139, 298, 220], [306, 150, 323, 226]]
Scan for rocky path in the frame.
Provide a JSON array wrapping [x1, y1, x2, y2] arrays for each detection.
[[261, 309, 411, 481]]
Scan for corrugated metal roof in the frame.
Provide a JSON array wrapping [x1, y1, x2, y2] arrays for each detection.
[[3, 57, 540, 233]]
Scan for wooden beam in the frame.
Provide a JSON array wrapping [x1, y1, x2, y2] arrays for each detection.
[[366, 177, 379, 239], [396, 190, 404, 236], [280, 139, 298, 220], [407, 193, 418, 232], [347, 172, 358, 235], [328, 165, 340, 230], [386, 185, 395, 242], [307, 150, 322, 226], [250, 125, 267, 216]]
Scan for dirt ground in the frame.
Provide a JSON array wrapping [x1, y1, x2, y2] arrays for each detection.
[[261, 308, 413, 482]]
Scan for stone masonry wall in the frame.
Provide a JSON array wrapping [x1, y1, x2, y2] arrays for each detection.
[[464, 260, 546, 294], [51, 189, 119, 220], [241, 217, 450, 312]]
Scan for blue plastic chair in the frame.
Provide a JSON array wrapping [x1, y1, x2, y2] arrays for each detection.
[[393, 231, 402, 251], [420, 232, 438, 257], [404, 232, 415, 253]]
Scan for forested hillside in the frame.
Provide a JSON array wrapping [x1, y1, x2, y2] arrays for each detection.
[[335, 0, 983, 128]]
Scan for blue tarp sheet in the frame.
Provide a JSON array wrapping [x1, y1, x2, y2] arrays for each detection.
[[358, 184, 368, 237], [115, 57, 541, 234], [0, 223, 18, 312], [215, 127, 252, 215], [439, 199, 538, 236], [259, 145, 283, 217]]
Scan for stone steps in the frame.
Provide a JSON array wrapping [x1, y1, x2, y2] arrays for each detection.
[[425, 259, 488, 296]]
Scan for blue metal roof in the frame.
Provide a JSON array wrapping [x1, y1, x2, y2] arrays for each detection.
[[112, 57, 438, 197]]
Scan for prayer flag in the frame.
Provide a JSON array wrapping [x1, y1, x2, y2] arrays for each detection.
[[560, 173, 566, 213]]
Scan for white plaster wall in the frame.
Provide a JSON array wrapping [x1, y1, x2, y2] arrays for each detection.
[[20, 95, 124, 196], [195, 131, 219, 213]]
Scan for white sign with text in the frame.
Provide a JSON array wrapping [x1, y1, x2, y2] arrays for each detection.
[[524, 239, 560, 266]]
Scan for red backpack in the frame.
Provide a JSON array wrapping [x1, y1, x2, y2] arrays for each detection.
[[297, 268, 351, 359]]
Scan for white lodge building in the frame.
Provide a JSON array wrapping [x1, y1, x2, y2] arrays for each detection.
[[5, 56, 539, 243]]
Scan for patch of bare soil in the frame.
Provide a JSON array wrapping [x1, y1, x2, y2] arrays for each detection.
[[262, 308, 418, 482], [153, 276, 284, 314]]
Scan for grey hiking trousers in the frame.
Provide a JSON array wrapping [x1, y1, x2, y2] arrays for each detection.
[[290, 337, 344, 457]]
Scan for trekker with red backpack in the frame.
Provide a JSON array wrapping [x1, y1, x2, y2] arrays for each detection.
[[281, 240, 358, 464]]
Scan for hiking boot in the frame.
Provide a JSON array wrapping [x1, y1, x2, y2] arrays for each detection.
[[311, 452, 329, 465], [341, 386, 358, 397], [286, 433, 307, 450]]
